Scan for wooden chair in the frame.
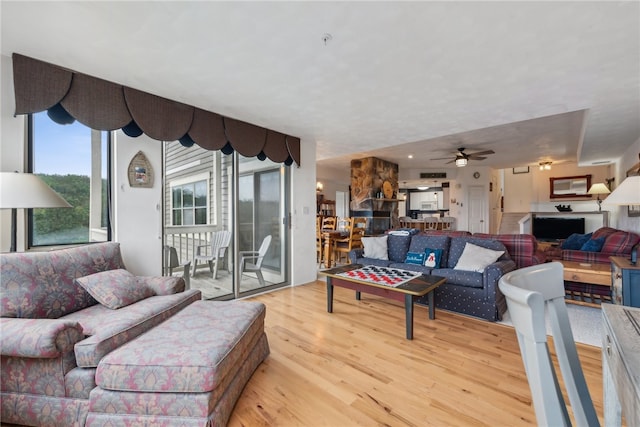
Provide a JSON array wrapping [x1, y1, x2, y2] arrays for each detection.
[[424, 216, 439, 230], [333, 217, 366, 264], [498, 262, 599, 427], [316, 216, 323, 264], [440, 216, 455, 231], [321, 216, 337, 230], [399, 216, 412, 228]]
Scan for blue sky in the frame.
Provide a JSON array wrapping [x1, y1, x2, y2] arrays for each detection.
[[34, 112, 103, 176]]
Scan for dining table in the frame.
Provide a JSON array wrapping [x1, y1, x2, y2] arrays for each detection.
[[321, 228, 349, 269]]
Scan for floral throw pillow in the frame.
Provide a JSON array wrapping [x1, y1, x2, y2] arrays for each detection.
[[75, 269, 154, 309]]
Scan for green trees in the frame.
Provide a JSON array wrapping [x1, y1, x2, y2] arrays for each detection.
[[33, 174, 91, 244]]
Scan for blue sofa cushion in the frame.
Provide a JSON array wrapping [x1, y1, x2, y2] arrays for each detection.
[[388, 233, 413, 262], [408, 235, 450, 262], [431, 268, 484, 289], [561, 233, 592, 250], [580, 237, 605, 252]]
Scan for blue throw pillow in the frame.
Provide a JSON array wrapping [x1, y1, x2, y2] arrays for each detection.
[[405, 252, 426, 265], [424, 248, 443, 268], [561, 233, 592, 250], [580, 237, 605, 252]]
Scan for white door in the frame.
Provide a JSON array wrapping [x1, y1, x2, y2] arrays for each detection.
[[468, 186, 487, 233]]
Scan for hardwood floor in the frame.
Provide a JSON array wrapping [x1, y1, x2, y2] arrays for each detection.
[[229, 279, 605, 426]]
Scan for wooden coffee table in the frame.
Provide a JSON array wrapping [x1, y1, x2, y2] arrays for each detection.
[[319, 264, 446, 340], [560, 260, 612, 306]]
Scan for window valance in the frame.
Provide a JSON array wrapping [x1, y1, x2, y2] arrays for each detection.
[[12, 53, 301, 166]]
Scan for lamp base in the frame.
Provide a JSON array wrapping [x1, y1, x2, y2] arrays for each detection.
[[10, 207, 16, 252], [631, 242, 638, 265]]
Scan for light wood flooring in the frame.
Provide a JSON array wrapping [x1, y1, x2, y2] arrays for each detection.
[[228, 279, 606, 426]]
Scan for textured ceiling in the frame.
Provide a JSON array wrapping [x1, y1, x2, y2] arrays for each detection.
[[1, 1, 638, 172]]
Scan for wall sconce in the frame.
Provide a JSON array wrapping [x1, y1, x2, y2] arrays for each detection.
[[539, 161, 552, 171], [316, 182, 323, 192]]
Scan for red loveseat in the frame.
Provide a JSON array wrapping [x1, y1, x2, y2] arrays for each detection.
[[547, 227, 640, 265]]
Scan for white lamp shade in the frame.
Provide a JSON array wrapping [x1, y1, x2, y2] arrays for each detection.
[[587, 183, 611, 195], [0, 172, 72, 209], [603, 175, 640, 205]]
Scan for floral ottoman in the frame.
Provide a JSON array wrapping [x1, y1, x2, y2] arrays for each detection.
[[86, 300, 269, 427]]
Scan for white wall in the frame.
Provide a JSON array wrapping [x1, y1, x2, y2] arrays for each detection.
[[1, 54, 26, 251], [291, 140, 318, 286], [608, 137, 640, 233], [113, 131, 163, 275]]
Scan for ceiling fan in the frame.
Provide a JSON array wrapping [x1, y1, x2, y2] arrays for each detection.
[[431, 147, 495, 167]]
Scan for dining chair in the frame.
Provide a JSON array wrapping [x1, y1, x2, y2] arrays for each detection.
[[240, 235, 272, 287], [321, 216, 337, 230], [424, 216, 439, 230], [316, 216, 324, 264], [440, 216, 455, 231], [399, 216, 412, 228], [498, 262, 599, 427], [193, 230, 232, 279], [333, 217, 366, 264]]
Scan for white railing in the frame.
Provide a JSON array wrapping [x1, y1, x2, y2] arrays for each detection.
[[164, 225, 219, 271]]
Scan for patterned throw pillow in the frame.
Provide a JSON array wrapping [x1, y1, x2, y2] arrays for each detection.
[[75, 269, 154, 309], [424, 248, 443, 268], [404, 252, 426, 265], [454, 243, 505, 273]]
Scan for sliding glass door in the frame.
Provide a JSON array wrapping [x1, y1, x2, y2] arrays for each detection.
[[163, 143, 288, 299]]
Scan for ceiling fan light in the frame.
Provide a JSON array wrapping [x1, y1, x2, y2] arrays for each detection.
[[455, 158, 467, 167]]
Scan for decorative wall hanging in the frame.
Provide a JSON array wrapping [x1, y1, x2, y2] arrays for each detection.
[[128, 151, 154, 188]]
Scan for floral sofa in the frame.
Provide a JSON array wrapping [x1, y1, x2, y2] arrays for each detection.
[[0, 242, 269, 426], [348, 231, 519, 321], [544, 226, 640, 265]]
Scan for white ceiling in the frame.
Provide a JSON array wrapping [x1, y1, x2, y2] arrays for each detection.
[[2, 1, 639, 173]]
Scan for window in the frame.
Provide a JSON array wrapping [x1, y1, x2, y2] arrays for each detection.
[[29, 112, 111, 246], [171, 179, 208, 225]]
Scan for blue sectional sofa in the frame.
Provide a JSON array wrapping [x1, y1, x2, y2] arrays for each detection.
[[349, 231, 518, 321]]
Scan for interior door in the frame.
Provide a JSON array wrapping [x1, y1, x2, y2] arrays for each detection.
[[468, 186, 487, 233]]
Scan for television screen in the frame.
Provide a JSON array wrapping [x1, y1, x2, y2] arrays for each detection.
[[533, 217, 585, 241]]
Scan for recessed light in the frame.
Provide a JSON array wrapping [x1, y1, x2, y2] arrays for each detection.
[[408, 154, 413, 159]]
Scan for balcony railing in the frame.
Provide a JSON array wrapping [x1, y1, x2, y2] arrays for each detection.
[[164, 225, 220, 273]]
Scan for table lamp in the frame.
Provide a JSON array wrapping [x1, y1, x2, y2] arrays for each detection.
[[0, 172, 72, 252], [587, 182, 611, 212], [603, 175, 640, 264]]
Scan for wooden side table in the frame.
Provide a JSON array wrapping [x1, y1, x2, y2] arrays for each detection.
[[560, 260, 612, 307], [610, 256, 640, 307]]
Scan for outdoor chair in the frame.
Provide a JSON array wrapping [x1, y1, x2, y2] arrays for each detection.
[[240, 235, 272, 287], [498, 262, 599, 426], [163, 245, 191, 289], [193, 230, 232, 279]]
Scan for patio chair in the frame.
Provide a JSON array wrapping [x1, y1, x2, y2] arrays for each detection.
[[498, 262, 599, 426], [163, 245, 191, 289], [193, 230, 232, 279], [240, 235, 272, 287]]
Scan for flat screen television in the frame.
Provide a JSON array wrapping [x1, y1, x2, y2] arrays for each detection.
[[533, 217, 585, 241]]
